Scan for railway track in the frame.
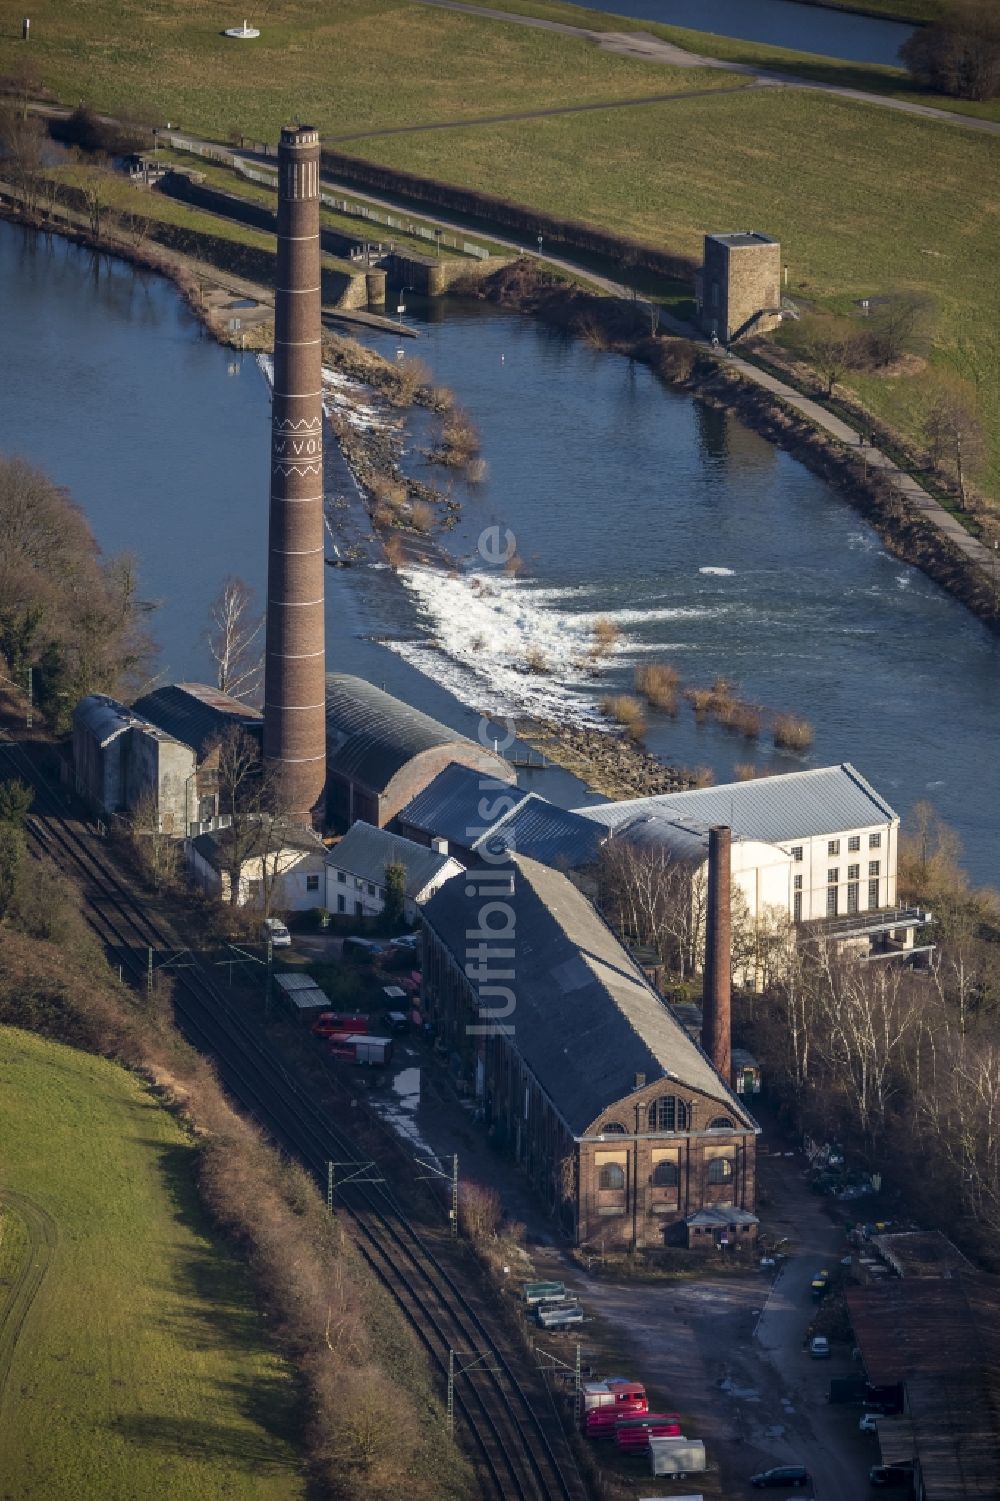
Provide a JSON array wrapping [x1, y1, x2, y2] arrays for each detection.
[[0, 737, 587, 1501]]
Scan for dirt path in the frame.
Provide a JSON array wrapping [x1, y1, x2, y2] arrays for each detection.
[[0, 1191, 58, 1408], [419, 0, 1000, 135]]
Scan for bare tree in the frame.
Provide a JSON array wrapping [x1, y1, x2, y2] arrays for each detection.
[[598, 837, 708, 981], [0, 105, 45, 220], [923, 387, 985, 509], [797, 315, 865, 397], [901, 0, 1000, 101], [206, 576, 264, 704], [127, 789, 180, 892], [864, 292, 935, 369]]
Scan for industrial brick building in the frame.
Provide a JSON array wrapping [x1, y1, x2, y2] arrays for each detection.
[[421, 855, 758, 1249], [324, 674, 515, 831], [697, 231, 782, 344]]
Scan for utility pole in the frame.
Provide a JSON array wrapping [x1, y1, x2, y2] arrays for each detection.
[[25, 666, 33, 729], [264, 933, 273, 1018], [446, 1350, 498, 1440], [327, 1159, 334, 1213], [147, 945, 154, 997], [451, 1152, 459, 1239], [575, 1341, 582, 1426]]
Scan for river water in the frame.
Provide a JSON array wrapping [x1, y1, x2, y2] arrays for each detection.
[[2, 222, 997, 882], [555, 0, 914, 66]]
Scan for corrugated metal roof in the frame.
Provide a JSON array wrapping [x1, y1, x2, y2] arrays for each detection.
[[133, 682, 261, 758], [574, 764, 896, 846], [328, 821, 457, 900], [325, 674, 512, 794], [422, 855, 756, 1136], [191, 819, 325, 870], [616, 815, 709, 865], [472, 794, 608, 870], [397, 762, 512, 849], [73, 694, 143, 747]]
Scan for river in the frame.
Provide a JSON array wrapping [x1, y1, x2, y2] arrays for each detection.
[[551, 0, 915, 66], [2, 221, 997, 882]]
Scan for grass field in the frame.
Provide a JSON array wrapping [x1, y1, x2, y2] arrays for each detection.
[[444, 0, 1000, 122], [0, 1026, 305, 1501], [1, 0, 996, 494], [0, 0, 736, 136], [346, 86, 1000, 495]]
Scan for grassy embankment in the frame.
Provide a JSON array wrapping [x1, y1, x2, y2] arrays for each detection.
[[349, 87, 1000, 501], [2, 0, 996, 499], [0, 1026, 304, 1501], [444, 0, 997, 121]]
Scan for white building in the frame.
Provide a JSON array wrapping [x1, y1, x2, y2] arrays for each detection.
[[186, 818, 328, 911], [576, 763, 929, 963], [325, 821, 462, 922]]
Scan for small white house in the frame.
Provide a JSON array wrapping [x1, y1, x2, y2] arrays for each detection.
[[325, 821, 462, 922], [186, 817, 328, 911]]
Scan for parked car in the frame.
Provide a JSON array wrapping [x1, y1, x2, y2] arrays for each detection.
[[750, 1465, 812, 1489], [869, 1464, 914, 1488], [342, 936, 383, 961], [859, 1412, 879, 1433], [262, 917, 291, 948], [810, 1269, 830, 1299], [809, 1336, 831, 1358]]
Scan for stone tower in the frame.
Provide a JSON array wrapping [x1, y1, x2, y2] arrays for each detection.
[[263, 125, 326, 824]]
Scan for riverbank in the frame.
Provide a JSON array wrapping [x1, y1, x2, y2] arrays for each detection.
[[459, 260, 1000, 636]]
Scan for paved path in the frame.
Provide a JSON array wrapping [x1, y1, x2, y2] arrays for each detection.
[[421, 0, 1000, 135]]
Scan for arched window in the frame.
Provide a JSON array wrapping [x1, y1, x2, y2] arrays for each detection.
[[600, 1122, 627, 1135], [652, 1160, 679, 1188], [707, 1117, 735, 1131], [707, 1157, 734, 1184], [648, 1096, 689, 1132], [598, 1163, 626, 1191]]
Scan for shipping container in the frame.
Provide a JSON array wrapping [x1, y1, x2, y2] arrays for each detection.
[[535, 1300, 583, 1330], [348, 1035, 393, 1067], [649, 1437, 706, 1478]]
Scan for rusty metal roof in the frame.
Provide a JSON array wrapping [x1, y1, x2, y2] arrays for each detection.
[[847, 1277, 1000, 1501], [133, 682, 261, 758]]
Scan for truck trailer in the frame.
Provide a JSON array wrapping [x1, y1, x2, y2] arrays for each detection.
[[649, 1437, 706, 1478]]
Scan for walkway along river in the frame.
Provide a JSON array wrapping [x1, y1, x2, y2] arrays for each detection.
[[2, 220, 998, 881]]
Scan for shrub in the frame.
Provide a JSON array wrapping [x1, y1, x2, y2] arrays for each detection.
[[717, 699, 761, 738], [368, 473, 406, 510], [735, 762, 759, 781], [690, 765, 716, 788], [438, 412, 480, 465], [408, 500, 434, 534], [684, 686, 714, 716], [773, 713, 815, 752], [635, 662, 680, 712], [591, 616, 620, 658], [384, 535, 405, 571], [602, 694, 646, 739], [458, 1181, 502, 1243], [525, 646, 550, 675]]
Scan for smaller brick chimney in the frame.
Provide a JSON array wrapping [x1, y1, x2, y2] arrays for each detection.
[[702, 825, 732, 1083]]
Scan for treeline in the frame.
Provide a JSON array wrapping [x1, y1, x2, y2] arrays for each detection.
[[0, 456, 154, 731], [320, 147, 697, 283], [0, 785, 471, 1500], [901, 0, 1000, 100], [747, 806, 1000, 1265]]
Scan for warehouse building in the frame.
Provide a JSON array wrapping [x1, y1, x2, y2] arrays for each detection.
[[421, 855, 758, 1248], [133, 682, 263, 836], [324, 674, 515, 831], [578, 763, 930, 964], [71, 694, 195, 833]]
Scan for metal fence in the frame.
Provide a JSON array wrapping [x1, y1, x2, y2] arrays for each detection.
[[164, 133, 490, 259]]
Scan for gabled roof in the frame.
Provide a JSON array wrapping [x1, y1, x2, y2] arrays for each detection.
[[328, 821, 458, 900], [191, 818, 325, 871], [325, 675, 511, 794], [422, 855, 755, 1136], [132, 682, 261, 759], [397, 762, 508, 849], [575, 764, 896, 846], [473, 793, 608, 870]]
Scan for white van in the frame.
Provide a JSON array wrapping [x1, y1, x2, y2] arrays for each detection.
[[262, 917, 292, 948]]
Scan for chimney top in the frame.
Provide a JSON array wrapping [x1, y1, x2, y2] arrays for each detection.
[[634, 1072, 646, 1090], [280, 125, 319, 148]]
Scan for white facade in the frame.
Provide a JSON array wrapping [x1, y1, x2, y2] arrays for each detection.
[[186, 838, 327, 911], [325, 850, 462, 923]]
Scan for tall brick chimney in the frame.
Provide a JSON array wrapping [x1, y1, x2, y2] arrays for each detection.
[[702, 825, 732, 1083], [263, 125, 326, 824]]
